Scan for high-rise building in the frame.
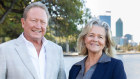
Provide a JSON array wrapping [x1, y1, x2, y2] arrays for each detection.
[[99, 15, 111, 28], [116, 18, 123, 37], [113, 36, 127, 46], [124, 34, 133, 45], [124, 34, 133, 40]]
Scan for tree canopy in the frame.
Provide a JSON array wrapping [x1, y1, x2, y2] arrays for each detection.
[[0, 0, 91, 44]]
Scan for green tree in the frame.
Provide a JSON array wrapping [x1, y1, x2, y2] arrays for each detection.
[[0, 0, 33, 39], [0, 0, 91, 52], [43, 0, 91, 52], [45, 0, 91, 37]]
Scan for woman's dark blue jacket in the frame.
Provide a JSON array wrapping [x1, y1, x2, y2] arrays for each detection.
[[69, 58, 127, 79]]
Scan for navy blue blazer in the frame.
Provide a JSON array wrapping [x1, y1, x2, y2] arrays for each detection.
[[69, 58, 127, 79]]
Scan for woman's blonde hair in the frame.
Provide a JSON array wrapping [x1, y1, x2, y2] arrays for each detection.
[[77, 18, 116, 57]]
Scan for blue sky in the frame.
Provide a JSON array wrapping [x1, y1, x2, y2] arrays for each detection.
[[86, 0, 140, 43]]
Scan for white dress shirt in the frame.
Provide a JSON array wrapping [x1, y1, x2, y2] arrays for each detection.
[[21, 33, 47, 79]]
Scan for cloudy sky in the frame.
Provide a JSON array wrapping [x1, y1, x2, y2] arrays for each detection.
[[86, 0, 140, 43]]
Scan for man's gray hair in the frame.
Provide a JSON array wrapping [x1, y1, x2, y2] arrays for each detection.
[[23, 2, 50, 22]]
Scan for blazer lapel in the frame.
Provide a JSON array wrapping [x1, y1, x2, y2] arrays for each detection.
[[69, 65, 81, 79], [44, 43, 55, 79], [15, 35, 39, 79], [44, 40, 62, 79], [91, 63, 107, 79]]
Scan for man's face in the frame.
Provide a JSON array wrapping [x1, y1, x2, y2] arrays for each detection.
[[21, 7, 48, 42]]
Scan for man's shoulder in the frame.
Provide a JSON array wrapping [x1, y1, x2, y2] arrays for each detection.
[[45, 40, 63, 55], [46, 40, 61, 48], [0, 39, 16, 47]]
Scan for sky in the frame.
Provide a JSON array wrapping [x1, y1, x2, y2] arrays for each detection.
[[85, 0, 140, 43]]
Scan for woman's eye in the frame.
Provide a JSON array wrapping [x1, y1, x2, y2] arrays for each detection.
[[89, 35, 93, 37]]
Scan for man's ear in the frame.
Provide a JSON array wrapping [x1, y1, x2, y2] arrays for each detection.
[[21, 18, 25, 28]]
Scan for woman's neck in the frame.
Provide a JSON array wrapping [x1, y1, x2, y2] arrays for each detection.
[[86, 52, 102, 66], [84, 52, 102, 74]]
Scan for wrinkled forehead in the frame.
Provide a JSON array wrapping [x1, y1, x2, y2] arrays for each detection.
[[27, 7, 46, 15], [88, 25, 106, 35], [26, 7, 48, 19]]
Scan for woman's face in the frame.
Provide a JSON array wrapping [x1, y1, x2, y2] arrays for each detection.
[[84, 26, 106, 54]]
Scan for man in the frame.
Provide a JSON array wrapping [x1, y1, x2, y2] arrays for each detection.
[[0, 2, 66, 79]]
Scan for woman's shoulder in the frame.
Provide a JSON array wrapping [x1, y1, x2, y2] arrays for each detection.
[[73, 56, 87, 66], [109, 58, 127, 79], [70, 56, 87, 71], [107, 57, 124, 68], [111, 57, 123, 63]]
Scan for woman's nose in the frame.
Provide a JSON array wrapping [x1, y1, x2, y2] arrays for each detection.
[[92, 36, 98, 42]]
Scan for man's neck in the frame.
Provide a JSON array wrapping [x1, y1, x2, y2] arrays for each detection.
[[23, 34, 43, 56]]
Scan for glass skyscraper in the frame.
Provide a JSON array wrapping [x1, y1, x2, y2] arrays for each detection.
[[116, 18, 123, 37], [99, 15, 111, 28]]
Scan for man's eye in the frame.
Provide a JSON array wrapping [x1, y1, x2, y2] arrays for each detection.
[[99, 36, 103, 39], [41, 21, 46, 24], [32, 20, 37, 22]]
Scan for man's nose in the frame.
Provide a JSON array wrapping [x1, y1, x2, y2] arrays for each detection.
[[35, 21, 42, 28]]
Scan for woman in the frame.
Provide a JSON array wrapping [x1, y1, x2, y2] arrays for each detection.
[[69, 18, 126, 79]]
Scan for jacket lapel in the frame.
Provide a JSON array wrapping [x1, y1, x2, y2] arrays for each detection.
[[91, 63, 107, 79], [15, 35, 39, 79], [44, 43, 55, 79], [69, 65, 81, 79]]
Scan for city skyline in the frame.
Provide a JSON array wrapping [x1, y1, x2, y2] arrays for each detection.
[[86, 0, 140, 43]]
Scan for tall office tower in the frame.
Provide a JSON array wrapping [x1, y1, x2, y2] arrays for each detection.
[[116, 18, 123, 37], [99, 15, 111, 28]]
